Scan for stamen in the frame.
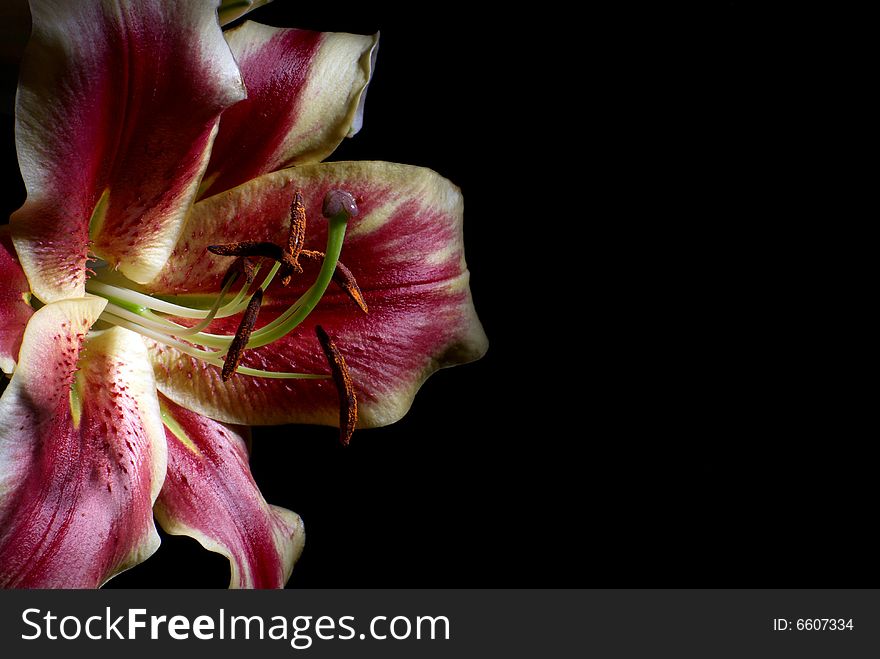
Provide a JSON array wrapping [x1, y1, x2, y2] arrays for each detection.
[[288, 192, 307, 257], [280, 190, 308, 286], [96, 264, 244, 344], [90, 189, 359, 385], [217, 260, 278, 319], [86, 279, 234, 319], [171, 260, 244, 335], [315, 325, 357, 445], [208, 241, 300, 281], [301, 250, 368, 313], [224, 256, 256, 287], [99, 309, 326, 380], [217, 192, 355, 350], [333, 260, 368, 313], [222, 289, 263, 382], [209, 240, 284, 262]]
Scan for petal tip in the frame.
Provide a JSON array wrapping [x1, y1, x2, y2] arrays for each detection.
[[348, 31, 380, 138]]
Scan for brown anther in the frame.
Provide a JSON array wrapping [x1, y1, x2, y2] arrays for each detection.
[[289, 192, 308, 251], [278, 265, 297, 287], [277, 191, 309, 286], [211, 191, 312, 289], [315, 325, 357, 446], [210, 240, 300, 283], [208, 240, 285, 261], [221, 288, 263, 382], [301, 250, 368, 314], [332, 260, 369, 314]]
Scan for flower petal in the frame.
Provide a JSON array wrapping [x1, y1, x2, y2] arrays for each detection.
[[145, 161, 488, 427], [10, 0, 245, 302], [0, 228, 33, 374], [217, 0, 273, 26], [154, 394, 304, 588], [199, 22, 378, 198], [0, 299, 167, 588]]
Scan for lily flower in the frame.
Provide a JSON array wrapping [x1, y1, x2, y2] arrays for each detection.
[[0, 0, 486, 588]]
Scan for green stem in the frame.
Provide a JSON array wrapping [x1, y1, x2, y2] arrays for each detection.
[[87, 212, 348, 356], [245, 213, 348, 349]]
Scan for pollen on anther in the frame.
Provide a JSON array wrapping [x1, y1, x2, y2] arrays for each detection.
[[315, 325, 358, 446], [288, 191, 307, 260], [221, 289, 264, 382], [301, 250, 368, 313]]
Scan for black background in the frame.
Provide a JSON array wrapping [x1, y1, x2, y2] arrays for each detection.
[[1, 2, 872, 589]]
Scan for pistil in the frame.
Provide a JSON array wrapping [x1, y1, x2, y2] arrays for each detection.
[[83, 189, 364, 390]]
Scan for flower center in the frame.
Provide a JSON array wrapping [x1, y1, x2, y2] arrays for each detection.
[[83, 190, 363, 389]]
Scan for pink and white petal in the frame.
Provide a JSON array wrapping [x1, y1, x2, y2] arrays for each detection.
[[154, 395, 304, 589], [147, 161, 474, 297], [199, 23, 378, 198], [10, 0, 245, 303], [0, 300, 167, 588], [0, 228, 33, 374], [150, 278, 485, 428], [145, 161, 488, 428]]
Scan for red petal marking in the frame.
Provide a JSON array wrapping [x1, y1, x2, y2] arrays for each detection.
[[150, 277, 482, 427], [200, 23, 377, 197], [155, 395, 304, 589], [10, 0, 245, 301], [0, 300, 166, 588], [0, 229, 33, 374], [145, 162, 487, 427], [147, 162, 470, 297]]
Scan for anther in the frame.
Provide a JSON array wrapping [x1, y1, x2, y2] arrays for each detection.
[[280, 191, 308, 286], [209, 240, 283, 261], [315, 324, 357, 445], [330, 260, 368, 314], [222, 288, 264, 382], [209, 241, 299, 274], [302, 250, 368, 313]]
